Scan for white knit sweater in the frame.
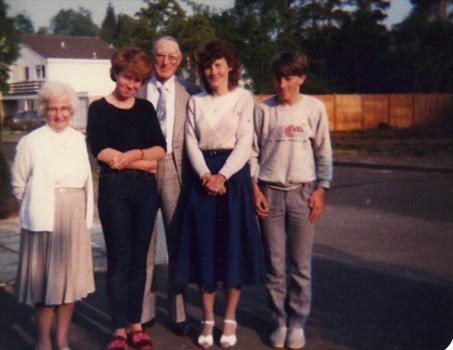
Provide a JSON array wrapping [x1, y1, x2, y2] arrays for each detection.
[[11, 125, 94, 231]]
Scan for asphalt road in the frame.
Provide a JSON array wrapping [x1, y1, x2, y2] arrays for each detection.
[[1, 141, 452, 349]]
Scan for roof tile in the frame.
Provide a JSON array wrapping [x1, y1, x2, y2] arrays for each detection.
[[23, 34, 116, 59]]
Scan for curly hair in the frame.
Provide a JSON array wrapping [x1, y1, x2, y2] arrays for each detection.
[[196, 40, 240, 93], [37, 81, 79, 116], [110, 47, 152, 84]]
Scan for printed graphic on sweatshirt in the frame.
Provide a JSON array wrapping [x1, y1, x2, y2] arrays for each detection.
[[268, 120, 310, 142]]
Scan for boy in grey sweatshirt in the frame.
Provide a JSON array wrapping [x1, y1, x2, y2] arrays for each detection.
[[249, 52, 332, 349]]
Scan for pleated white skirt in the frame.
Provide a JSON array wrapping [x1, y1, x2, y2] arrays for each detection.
[[16, 189, 95, 306]]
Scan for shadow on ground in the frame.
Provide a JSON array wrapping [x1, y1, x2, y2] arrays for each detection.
[[1, 256, 452, 350]]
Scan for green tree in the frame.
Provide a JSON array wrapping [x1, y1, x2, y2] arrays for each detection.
[[0, 1, 18, 217], [134, 0, 186, 51], [50, 7, 99, 36], [0, 0, 21, 92], [165, 12, 216, 80], [36, 26, 49, 34], [113, 14, 138, 48], [13, 12, 34, 33], [99, 2, 117, 44], [212, 0, 292, 93], [311, 0, 390, 93], [388, 0, 453, 92]]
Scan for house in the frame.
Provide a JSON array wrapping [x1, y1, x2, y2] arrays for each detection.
[[1, 34, 116, 130]]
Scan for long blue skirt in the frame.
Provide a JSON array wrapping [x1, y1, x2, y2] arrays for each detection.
[[173, 150, 264, 288]]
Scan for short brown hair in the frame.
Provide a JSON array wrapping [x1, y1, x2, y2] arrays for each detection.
[[196, 40, 240, 93], [271, 52, 308, 78], [110, 47, 152, 84]]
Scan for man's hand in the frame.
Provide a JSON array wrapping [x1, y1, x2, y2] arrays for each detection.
[[309, 187, 326, 223], [253, 183, 269, 219]]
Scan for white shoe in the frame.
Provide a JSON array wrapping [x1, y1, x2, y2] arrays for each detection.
[[220, 319, 237, 348], [286, 327, 305, 349], [269, 326, 287, 348], [198, 320, 214, 349]]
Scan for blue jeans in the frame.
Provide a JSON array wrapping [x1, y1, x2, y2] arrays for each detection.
[[98, 170, 158, 328]]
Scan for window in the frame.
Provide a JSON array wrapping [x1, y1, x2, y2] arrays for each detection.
[[24, 67, 30, 81], [36, 65, 46, 80]]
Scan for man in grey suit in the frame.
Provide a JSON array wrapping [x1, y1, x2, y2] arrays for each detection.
[[140, 36, 201, 335]]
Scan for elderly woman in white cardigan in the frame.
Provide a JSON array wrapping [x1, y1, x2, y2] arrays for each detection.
[[11, 81, 94, 350]]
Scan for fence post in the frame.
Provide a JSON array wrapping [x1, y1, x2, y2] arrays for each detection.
[[387, 93, 391, 126]]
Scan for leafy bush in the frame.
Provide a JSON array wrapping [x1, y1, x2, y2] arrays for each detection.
[[0, 131, 14, 218]]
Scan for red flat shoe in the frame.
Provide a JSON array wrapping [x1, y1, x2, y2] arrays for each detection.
[[107, 335, 128, 350], [128, 330, 153, 350]]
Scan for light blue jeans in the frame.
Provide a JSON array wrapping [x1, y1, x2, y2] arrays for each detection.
[[259, 182, 316, 329]]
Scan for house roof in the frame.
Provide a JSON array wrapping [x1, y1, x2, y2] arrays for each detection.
[[23, 34, 116, 59]]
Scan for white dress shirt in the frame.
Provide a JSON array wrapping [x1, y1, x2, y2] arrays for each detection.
[[147, 75, 176, 154]]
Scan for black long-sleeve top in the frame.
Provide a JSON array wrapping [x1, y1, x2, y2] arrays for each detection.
[[86, 97, 166, 174]]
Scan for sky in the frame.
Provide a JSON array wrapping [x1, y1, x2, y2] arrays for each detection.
[[6, 0, 413, 30]]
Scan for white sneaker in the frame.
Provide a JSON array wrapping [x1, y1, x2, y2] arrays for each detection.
[[269, 326, 287, 348], [286, 327, 305, 349]]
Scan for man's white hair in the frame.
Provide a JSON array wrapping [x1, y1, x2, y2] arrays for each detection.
[[152, 36, 181, 55]]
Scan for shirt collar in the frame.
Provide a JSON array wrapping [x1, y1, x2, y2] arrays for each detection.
[[150, 75, 176, 94]]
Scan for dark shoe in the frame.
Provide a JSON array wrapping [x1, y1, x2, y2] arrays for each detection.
[[172, 321, 191, 336], [106, 335, 128, 350], [142, 317, 156, 328], [128, 330, 153, 350]]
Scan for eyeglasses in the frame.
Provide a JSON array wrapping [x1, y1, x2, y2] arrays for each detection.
[[46, 106, 72, 116], [153, 54, 180, 64]]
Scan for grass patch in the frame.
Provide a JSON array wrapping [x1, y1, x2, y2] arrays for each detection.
[[332, 123, 453, 156]]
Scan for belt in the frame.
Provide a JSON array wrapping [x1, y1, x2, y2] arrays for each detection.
[[55, 188, 83, 193]]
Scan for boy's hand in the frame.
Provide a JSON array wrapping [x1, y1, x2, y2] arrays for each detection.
[[253, 184, 269, 219], [309, 187, 326, 223]]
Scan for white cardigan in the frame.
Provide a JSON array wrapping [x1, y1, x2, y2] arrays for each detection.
[[11, 125, 94, 231]]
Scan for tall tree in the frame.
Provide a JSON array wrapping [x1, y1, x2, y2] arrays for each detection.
[[134, 0, 186, 51], [211, 0, 294, 93], [165, 11, 216, 80], [113, 14, 138, 48], [388, 0, 453, 92], [99, 2, 117, 44], [0, 0, 21, 92], [323, 0, 391, 92], [50, 7, 99, 36], [0, 0, 18, 217], [13, 12, 34, 33]]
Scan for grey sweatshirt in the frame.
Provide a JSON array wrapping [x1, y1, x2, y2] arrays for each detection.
[[249, 94, 333, 190]]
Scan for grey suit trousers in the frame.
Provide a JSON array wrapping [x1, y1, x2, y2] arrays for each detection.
[[141, 154, 186, 324]]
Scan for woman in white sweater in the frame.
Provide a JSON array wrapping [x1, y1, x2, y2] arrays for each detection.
[[173, 40, 264, 349], [11, 81, 94, 350]]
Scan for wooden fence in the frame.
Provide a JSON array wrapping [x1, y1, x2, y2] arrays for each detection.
[[256, 93, 453, 131]]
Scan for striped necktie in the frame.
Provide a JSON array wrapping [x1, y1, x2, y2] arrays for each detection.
[[156, 85, 167, 137]]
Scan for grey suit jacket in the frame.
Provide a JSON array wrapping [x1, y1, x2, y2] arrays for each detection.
[[138, 76, 202, 188]]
